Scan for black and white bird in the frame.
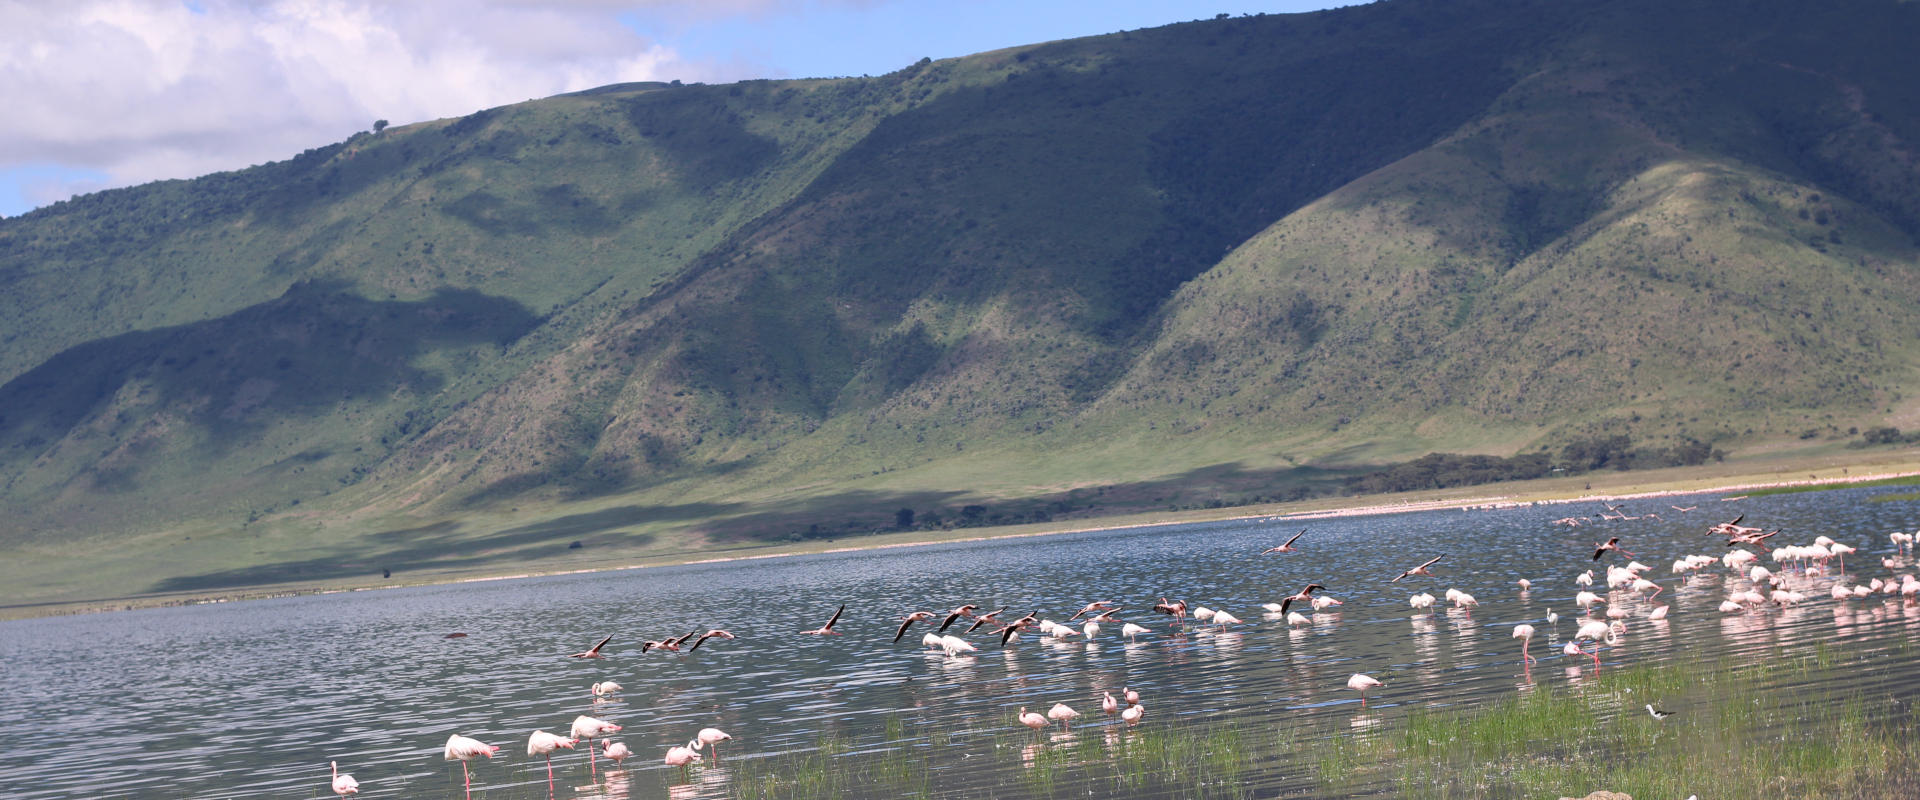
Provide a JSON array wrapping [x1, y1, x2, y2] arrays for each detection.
[[1645, 703, 1675, 720]]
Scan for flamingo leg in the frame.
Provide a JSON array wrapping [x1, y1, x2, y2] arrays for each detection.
[[588, 739, 597, 779], [546, 755, 555, 800], [462, 761, 472, 800]]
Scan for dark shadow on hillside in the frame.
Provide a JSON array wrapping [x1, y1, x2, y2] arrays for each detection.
[[0, 279, 540, 464], [149, 501, 740, 593]]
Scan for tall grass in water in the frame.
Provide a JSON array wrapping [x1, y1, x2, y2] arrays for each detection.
[[1331, 656, 1920, 799]]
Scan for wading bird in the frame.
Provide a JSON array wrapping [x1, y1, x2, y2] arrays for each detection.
[[696, 728, 732, 763], [526, 731, 577, 800], [663, 740, 702, 779], [1017, 707, 1048, 732], [1122, 703, 1145, 726], [571, 716, 621, 778], [330, 761, 358, 796], [591, 681, 622, 698], [1047, 702, 1080, 728], [1391, 555, 1444, 583], [1346, 673, 1383, 707], [1512, 624, 1536, 664], [1646, 704, 1675, 720], [604, 740, 630, 765], [443, 734, 498, 800]]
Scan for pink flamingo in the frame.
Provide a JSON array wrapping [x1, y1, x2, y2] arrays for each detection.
[[442, 734, 498, 800], [1512, 624, 1536, 664], [569, 634, 613, 659], [696, 727, 732, 763], [1101, 691, 1120, 715], [687, 629, 736, 651], [526, 730, 577, 800], [894, 612, 935, 643], [1391, 555, 1444, 582], [1017, 707, 1048, 733], [330, 761, 359, 796], [1346, 673, 1383, 707], [1122, 703, 1145, 726], [1262, 529, 1307, 554], [1047, 702, 1080, 729], [603, 740, 631, 766], [801, 605, 846, 635], [571, 715, 621, 778], [663, 739, 702, 780]]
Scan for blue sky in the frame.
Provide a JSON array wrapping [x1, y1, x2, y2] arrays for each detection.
[[0, 1, 1342, 219]]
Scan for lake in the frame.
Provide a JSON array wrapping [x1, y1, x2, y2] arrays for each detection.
[[3, 485, 1918, 798]]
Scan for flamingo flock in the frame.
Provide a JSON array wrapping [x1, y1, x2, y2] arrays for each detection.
[[307, 505, 1920, 798]]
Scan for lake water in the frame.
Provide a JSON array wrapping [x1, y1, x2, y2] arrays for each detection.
[[4, 485, 1919, 799]]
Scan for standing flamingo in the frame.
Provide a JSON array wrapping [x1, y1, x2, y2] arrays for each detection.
[[526, 730, 577, 800], [1346, 674, 1383, 707], [570, 715, 621, 778], [590, 680, 622, 698], [1101, 691, 1119, 715], [330, 761, 359, 796], [1047, 702, 1080, 729], [1017, 707, 1049, 733], [663, 740, 702, 780], [1121, 703, 1145, 726], [1512, 624, 1537, 664], [604, 740, 631, 766], [1123, 687, 1141, 706], [443, 735, 498, 800], [696, 728, 732, 763], [1573, 620, 1609, 669]]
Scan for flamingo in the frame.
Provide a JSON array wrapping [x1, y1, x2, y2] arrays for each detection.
[[1287, 611, 1311, 626], [1262, 529, 1307, 554], [571, 715, 621, 778], [1593, 537, 1636, 561], [443, 734, 498, 800], [1311, 595, 1344, 611], [687, 629, 736, 651], [1212, 610, 1244, 628], [1017, 707, 1049, 732], [569, 634, 613, 658], [1512, 624, 1536, 664], [590, 680, 622, 698], [937, 604, 979, 632], [1121, 703, 1145, 726], [939, 634, 977, 657], [801, 605, 846, 635], [1276, 583, 1326, 615], [1124, 687, 1141, 706], [1152, 598, 1189, 624], [696, 728, 732, 763], [1101, 691, 1119, 715], [1516, 578, 1532, 591], [1346, 673, 1383, 707], [1047, 702, 1080, 728], [963, 608, 1009, 635], [1573, 621, 1609, 669], [894, 612, 935, 643], [1120, 622, 1150, 641], [997, 612, 1041, 645], [330, 761, 359, 796], [663, 740, 702, 779], [1069, 601, 1117, 620], [526, 731, 577, 800], [604, 740, 631, 766], [1648, 605, 1669, 621], [1575, 591, 1606, 614], [1408, 592, 1436, 611], [1391, 555, 1443, 582]]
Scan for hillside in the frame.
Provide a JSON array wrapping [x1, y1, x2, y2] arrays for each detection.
[[3, 0, 1919, 606]]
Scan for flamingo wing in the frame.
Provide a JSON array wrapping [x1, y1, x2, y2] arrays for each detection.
[[893, 617, 917, 643], [1283, 528, 1306, 547]]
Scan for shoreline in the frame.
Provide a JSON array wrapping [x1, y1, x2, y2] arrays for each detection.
[[7, 465, 1918, 622]]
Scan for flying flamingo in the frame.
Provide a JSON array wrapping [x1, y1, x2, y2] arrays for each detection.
[[443, 734, 498, 800], [696, 728, 732, 763], [964, 608, 1009, 634], [1391, 555, 1444, 582], [1262, 529, 1307, 554], [571, 715, 621, 778], [1593, 537, 1636, 560], [687, 629, 736, 651], [894, 612, 936, 643], [1346, 673, 1383, 707], [1512, 624, 1536, 664], [1276, 583, 1326, 615], [1069, 601, 1117, 621], [526, 730, 577, 800], [801, 605, 846, 635], [998, 612, 1040, 645], [937, 605, 979, 632], [569, 634, 613, 658], [330, 761, 358, 796], [1047, 702, 1080, 729]]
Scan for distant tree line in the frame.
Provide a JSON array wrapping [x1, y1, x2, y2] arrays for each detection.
[[1343, 435, 1724, 495]]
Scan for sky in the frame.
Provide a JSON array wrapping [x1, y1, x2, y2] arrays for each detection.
[[0, 0, 1346, 218]]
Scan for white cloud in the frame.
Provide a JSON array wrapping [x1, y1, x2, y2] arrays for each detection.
[[0, 0, 776, 199]]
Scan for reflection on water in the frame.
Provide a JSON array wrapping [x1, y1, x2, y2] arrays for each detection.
[[2, 486, 1920, 798]]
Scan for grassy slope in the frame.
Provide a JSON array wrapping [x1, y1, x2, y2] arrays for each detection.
[[2, 0, 1920, 605]]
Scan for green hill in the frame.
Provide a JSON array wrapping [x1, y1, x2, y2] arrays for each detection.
[[3, 0, 1919, 606]]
